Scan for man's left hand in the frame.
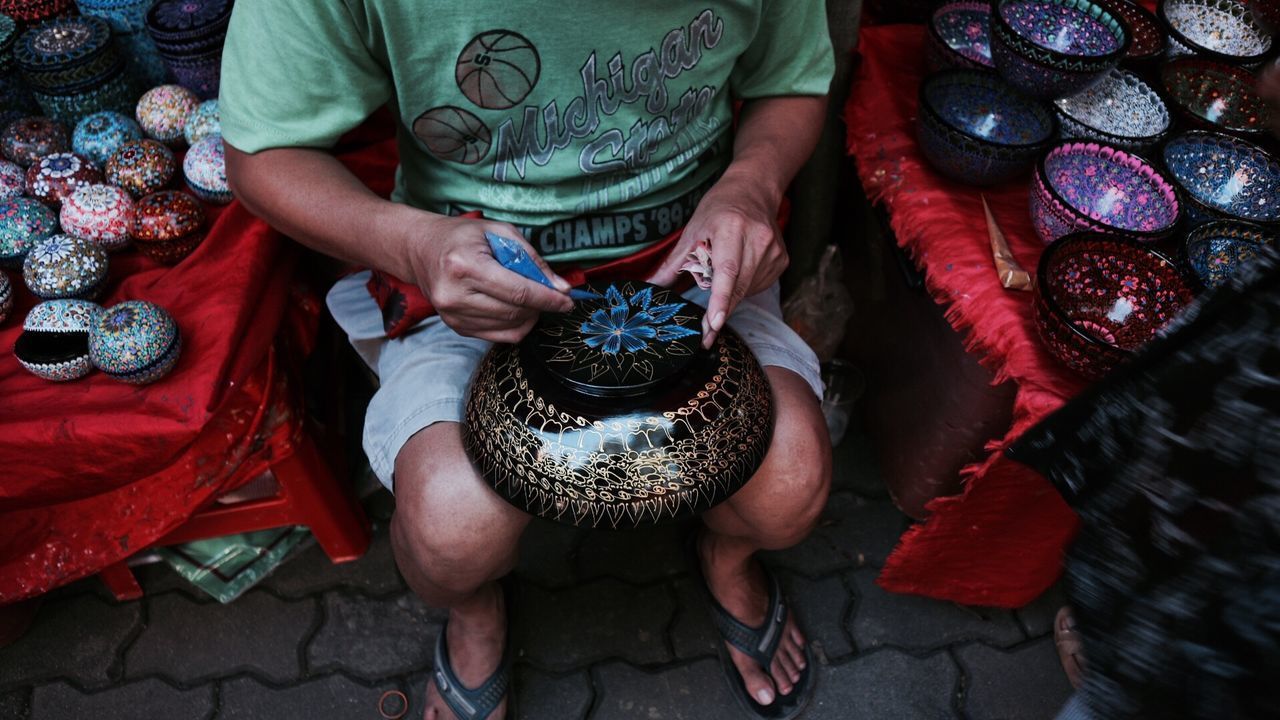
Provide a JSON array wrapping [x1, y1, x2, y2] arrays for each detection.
[[648, 173, 788, 348]]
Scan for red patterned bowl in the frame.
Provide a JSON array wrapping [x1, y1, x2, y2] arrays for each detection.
[[1093, 0, 1165, 64], [1034, 232, 1195, 379], [1160, 57, 1273, 139], [25, 152, 102, 207], [1030, 140, 1181, 244], [131, 189, 205, 264]]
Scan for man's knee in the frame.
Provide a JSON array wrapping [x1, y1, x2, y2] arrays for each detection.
[[755, 430, 832, 547]]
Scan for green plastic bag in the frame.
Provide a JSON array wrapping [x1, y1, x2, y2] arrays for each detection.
[[158, 526, 310, 603]]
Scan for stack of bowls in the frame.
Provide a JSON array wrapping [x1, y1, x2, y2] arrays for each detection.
[[990, 0, 1130, 99], [76, 0, 170, 87], [0, 0, 76, 28], [917, 69, 1057, 185], [14, 17, 136, 125], [1158, 0, 1273, 68], [144, 0, 233, 100], [0, 15, 39, 121]]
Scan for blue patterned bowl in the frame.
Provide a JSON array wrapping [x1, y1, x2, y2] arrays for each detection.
[[89, 299, 181, 384], [14, 298, 103, 381], [1162, 131, 1280, 227], [991, 0, 1130, 99], [1053, 69, 1170, 154], [1184, 219, 1276, 289], [926, 1, 996, 73], [1030, 140, 1182, 244], [917, 69, 1057, 185], [1158, 0, 1273, 67]]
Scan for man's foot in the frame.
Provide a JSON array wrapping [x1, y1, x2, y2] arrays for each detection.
[[698, 531, 808, 708], [423, 582, 509, 720]]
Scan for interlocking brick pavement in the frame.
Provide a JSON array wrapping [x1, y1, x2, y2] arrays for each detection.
[[0, 429, 1073, 719]]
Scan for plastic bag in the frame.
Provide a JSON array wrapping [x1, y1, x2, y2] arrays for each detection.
[[158, 526, 311, 603], [783, 244, 855, 363]]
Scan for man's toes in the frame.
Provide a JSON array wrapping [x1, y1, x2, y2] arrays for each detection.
[[735, 652, 779, 706], [784, 636, 807, 672], [789, 624, 806, 647], [774, 651, 799, 690]]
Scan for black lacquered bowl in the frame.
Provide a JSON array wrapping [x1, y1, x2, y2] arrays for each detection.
[[462, 280, 774, 529]]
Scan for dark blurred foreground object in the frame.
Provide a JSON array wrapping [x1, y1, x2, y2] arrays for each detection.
[[1009, 247, 1280, 720]]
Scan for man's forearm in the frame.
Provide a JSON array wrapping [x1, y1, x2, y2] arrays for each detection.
[[225, 144, 427, 283], [720, 95, 828, 208]]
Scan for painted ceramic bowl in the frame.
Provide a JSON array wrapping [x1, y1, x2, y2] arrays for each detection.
[[1184, 219, 1276, 288], [135, 84, 199, 146], [1158, 0, 1273, 66], [14, 298, 103, 381], [1162, 131, 1280, 227], [104, 139, 176, 198], [926, 2, 996, 73], [1, 117, 70, 167], [183, 99, 220, 145], [183, 135, 231, 204], [0, 272, 11, 324], [1035, 232, 1195, 379], [0, 197, 58, 267], [990, 0, 1130, 99], [73, 111, 144, 167], [0, 160, 25, 199], [1053, 69, 1170, 153], [463, 280, 774, 528], [60, 183, 135, 250], [131, 190, 206, 264], [89, 299, 181, 384], [1160, 58, 1274, 139], [22, 234, 109, 299], [917, 69, 1057, 185], [1093, 0, 1166, 64], [1030, 141, 1182, 244], [25, 152, 102, 207], [1248, 0, 1280, 32]]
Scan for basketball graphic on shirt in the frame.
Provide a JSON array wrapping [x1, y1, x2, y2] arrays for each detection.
[[413, 106, 492, 165], [455, 30, 541, 110]]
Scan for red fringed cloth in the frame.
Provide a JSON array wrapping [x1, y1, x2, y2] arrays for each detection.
[[845, 26, 1091, 607], [0, 131, 399, 603]]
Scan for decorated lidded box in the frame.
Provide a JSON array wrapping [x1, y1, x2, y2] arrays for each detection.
[[89, 299, 181, 384], [136, 84, 199, 146], [0, 196, 59, 267], [105, 138, 175, 197], [61, 183, 135, 250], [1, 116, 69, 167], [23, 233, 109, 299], [73, 110, 144, 167], [131, 189, 206, 264], [25, 151, 102, 207], [14, 298, 103, 381], [183, 135, 230, 204]]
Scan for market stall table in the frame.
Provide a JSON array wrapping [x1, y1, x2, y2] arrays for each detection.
[[845, 23, 1093, 607]]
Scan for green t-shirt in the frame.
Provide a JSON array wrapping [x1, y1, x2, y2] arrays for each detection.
[[220, 0, 833, 263]]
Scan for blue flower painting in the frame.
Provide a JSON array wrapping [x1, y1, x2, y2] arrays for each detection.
[[580, 285, 699, 354]]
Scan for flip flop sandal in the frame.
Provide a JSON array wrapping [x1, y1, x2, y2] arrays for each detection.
[[1054, 606, 1087, 690], [689, 534, 816, 720], [432, 589, 516, 720]]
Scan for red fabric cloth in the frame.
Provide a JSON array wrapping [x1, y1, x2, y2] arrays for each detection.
[[0, 133, 396, 603], [845, 26, 1088, 607]]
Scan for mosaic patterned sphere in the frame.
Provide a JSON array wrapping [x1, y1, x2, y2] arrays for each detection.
[[1031, 141, 1182, 244], [1185, 220, 1276, 289], [22, 233, 109, 299], [135, 84, 199, 145], [991, 0, 1129, 99], [104, 139, 175, 198], [916, 69, 1057, 185], [1, 117, 70, 167], [1158, 0, 1273, 67], [926, 1, 995, 73], [60, 183, 135, 250], [14, 298, 104, 381], [183, 99, 220, 145], [1053, 69, 1170, 153], [0, 271, 11, 325], [1034, 232, 1195, 379], [183, 135, 230, 204], [89, 299, 181, 384], [1162, 131, 1280, 226], [25, 152, 103, 207], [0, 160, 26, 199], [0, 197, 59, 267], [131, 190, 205, 264], [73, 111, 144, 167]]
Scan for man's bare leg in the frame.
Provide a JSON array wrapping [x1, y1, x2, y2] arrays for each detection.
[[391, 422, 531, 720]]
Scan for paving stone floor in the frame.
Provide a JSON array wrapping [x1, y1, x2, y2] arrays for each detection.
[[0, 429, 1073, 719]]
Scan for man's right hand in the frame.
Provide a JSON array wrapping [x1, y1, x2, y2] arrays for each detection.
[[404, 215, 574, 344]]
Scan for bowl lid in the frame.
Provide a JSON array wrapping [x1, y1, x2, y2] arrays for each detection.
[[74, 111, 143, 144], [89, 299, 178, 373], [132, 190, 205, 242], [525, 280, 704, 398], [0, 197, 58, 260], [23, 298, 102, 332], [15, 17, 114, 69]]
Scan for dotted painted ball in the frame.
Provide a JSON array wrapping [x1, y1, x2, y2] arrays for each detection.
[[183, 99, 220, 145], [0, 197, 59, 267], [105, 139, 175, 198], [183, 135, 231, 204], [25, 152, 102, 208], [73, 111, 144, 168], [0, 160, 25, 200], [61, 183, 135, 251], [22, 233, 109, 300], [136, 84, 199, 146], [1, 117, 70, 167], [89, 299, 181, 384]]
